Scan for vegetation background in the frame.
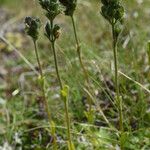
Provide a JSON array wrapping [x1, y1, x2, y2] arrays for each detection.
[[0, 0, 150, 149]]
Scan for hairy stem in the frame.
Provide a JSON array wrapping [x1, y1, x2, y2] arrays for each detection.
[[112, 24, 124, 149], [33, 40, 51, 122], [33, 40, 57, 149], [50, 21, 63, 90], [48, 20, 65, 149], [51, 41, 63, 89], [50, 20, 74, 149], [33, 40, 43, 76]]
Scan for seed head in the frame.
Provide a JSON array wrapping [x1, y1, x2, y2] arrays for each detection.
[[25, 17, 41, 41], [59, 0, 77, 16], [100, 0, 124, 39], [39, 0, 61, 21], [100, 0, 124, 25]]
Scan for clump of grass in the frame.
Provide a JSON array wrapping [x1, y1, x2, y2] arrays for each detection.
[[100, 0, 125, 149], [59, 0, 94, 123]]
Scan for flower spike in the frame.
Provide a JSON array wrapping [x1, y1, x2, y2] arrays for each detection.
[[39, 0, 61, 21], [59, 0, 77, 16], [25, 17, 41, 41]]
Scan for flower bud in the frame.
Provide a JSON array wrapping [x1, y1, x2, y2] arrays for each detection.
[[53, 24, 61, 39], [45, 22, 52, 39], [114, 22, 122, 40], [25, 17, 41, 41], [100, 0, 124, 25], [39, 0, 61, 21], [101, 5, 110, 21], [59, 0, 77, 16], [114, 5, 124, 21], [101, 0, 108, 5], [61, 85, 69, 102]]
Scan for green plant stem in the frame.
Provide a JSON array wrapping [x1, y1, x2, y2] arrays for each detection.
[[48, 20, 64, 150], [71, 15, 93, 116], [51, 41, 60, 150], [64, 98, 73, 150], [33, 40, 58, 149], [33, 40, 43, 77], [50, 21, 63, 90], [49, 20, 73, 149], [49, 20, 74, 149], [112, 24, 124, 149], [52, 41, 63, 89], [33, 40, 51, 122]]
